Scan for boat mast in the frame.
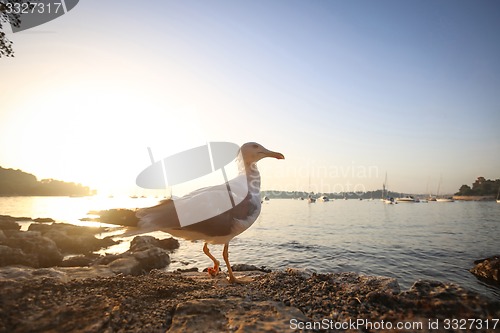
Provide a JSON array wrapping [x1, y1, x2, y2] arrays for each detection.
[[437, 174, 442, 198], [382, 172, 388, 198]]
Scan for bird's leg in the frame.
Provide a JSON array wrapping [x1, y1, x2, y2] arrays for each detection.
[[222, 243, 237, 283], [223, 243, 254, 284], [203, 243, 219, 277]]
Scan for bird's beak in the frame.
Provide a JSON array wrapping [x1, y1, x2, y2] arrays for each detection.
[[261, 149, 285, 160]]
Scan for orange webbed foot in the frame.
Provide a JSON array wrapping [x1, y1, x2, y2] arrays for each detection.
[[207, 267, 219, 277]]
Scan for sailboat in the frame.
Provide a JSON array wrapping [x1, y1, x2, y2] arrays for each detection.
[[380, 172, 388, 201], [496, 186, 500, 203], [307, 174, 316, 203], [436, 175, 454, 202], [381, 172, 396, 204], [426, 177, 436, 201]]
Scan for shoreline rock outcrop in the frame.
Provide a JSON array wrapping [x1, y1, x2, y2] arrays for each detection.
[[0, 217, 180, 276], [470, 255, 500, 286]]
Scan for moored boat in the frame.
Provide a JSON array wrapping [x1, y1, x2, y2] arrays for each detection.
[[317, 195, 329, 202], [384, 197, 397, 204], [396, 196, 420, 203]]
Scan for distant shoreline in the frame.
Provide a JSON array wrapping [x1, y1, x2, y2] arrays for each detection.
[[452, 195, 496, 201]]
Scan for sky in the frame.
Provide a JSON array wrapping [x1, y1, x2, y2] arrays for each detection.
[[1, 0, 499, 196]]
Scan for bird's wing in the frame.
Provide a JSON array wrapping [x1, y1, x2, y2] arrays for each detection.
[[136, 174, 250, 230], [180, 190, 257, 237]]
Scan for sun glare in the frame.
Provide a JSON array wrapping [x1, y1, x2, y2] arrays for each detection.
[[2, 79, 210, 195]]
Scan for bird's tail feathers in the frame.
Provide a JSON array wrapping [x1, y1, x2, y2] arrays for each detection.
[[136, 199, 180, 230]]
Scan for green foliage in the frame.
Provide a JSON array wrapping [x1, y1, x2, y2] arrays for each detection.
[[455, 177, 500, 196], [0, 166, 93, 196], [0, 0, 31, 57]]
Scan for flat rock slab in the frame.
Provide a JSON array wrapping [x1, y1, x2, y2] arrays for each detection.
[[169, 297, 308, 333]]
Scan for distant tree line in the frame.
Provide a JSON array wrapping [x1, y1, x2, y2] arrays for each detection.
[[0, 166, 94, 196], [260, 190, 400, 200], [455, 177, 500, 196]]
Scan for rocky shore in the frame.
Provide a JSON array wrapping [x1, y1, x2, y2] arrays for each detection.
[[1, 215, 500, 332], [1, 269, 499, 333]]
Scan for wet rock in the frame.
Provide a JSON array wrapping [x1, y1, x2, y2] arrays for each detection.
[[130, 235, 180, 252], [107, 245, 171, 275], [92, 237, 172, 276], [402, 279, 500, 318], [108, 257, 143, 275], [470, 255, 500, 285], [0, 218, 20, 231], [12, 216, 32, 221], [28, 222, 103, 236], [0, 231, 63, 267], [0, 215, 31, 223], [95, 208, 139, 226], [0, 215, 16, 222], [43, 229, 116, 254], [28, 223, 117, 254], [232, 263, 271, 272], [33, 217, 55, 223], [60, 255, 95, 267], [132, 247, 170, 271], [0, 245, 32, 266]]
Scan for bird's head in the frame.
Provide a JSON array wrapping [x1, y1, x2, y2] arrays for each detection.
[[239, 142, 285, 165]]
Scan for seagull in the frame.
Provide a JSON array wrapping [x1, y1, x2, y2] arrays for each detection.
[[133, 142, 284, 283]]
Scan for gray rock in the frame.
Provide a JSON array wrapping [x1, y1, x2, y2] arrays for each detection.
[[0, 245, 33, 266], [0, 229, 171, 277], [60, 255, 95, 267], [92, 236, 172, 276], [132, 247, 170, 271], [108, 257, 142, 275], [43, 229, 116, 254], [130, 235, 179, 252], [28, 223, 117, 254], [94, 208, 138, 226], [232, 263, 272, 272], [0, 218, 20, 231], [1, 231, 63, 267]]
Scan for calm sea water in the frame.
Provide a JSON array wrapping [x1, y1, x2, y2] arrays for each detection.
[[1, 196, 499, 300]]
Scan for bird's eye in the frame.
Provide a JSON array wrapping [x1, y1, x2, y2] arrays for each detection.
[[252, 144, 259, 148]]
